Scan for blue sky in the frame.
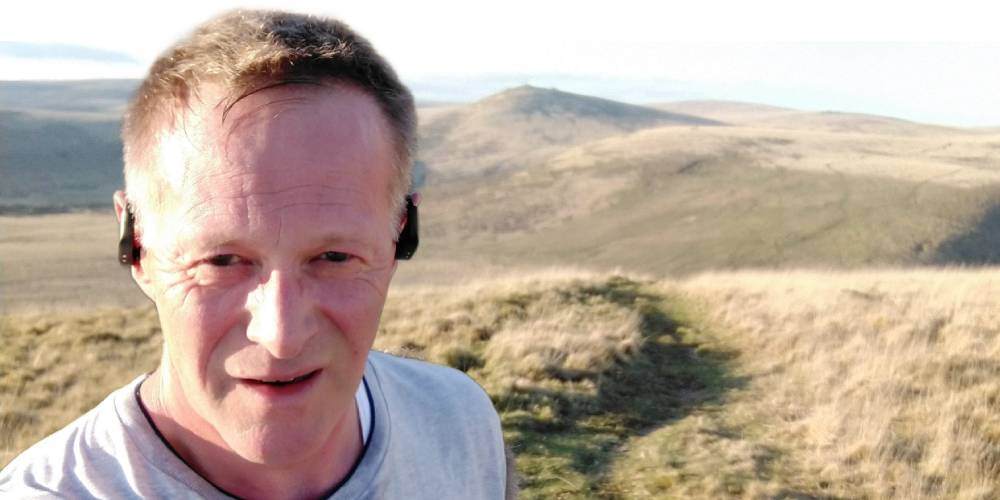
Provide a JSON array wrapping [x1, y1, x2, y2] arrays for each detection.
[[2, 1, 1000, 126]]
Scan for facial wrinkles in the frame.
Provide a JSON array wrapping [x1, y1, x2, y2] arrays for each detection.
[[150, 244, 204, 308], [222, 85, 394, 222]]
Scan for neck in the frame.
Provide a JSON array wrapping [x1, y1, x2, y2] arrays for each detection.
[[139, 364, 363, 499]]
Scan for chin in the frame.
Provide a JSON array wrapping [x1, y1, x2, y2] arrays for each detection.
[[223, 418, 328, 466]]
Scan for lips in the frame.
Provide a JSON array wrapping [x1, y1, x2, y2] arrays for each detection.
[[242, 369, 321, 387]]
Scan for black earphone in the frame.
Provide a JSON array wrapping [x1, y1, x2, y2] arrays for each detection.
[[118, 206, 140, 266], [394, 195, 419, 260], [118, 195, 419, 266]]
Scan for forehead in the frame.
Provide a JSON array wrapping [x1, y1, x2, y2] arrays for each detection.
[[150, 82, 396, 244], [157, 84, 393, 202], [158, 82, 391, 188]]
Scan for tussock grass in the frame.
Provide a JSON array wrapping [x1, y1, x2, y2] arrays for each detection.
[[379, 272, 732, 498], [0, 306, 162, 466], [610, 269, 1000, 498]]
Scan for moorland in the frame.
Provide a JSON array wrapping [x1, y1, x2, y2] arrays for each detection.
[[2, 80, 999, 498]]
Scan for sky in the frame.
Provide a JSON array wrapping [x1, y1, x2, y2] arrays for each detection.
[[2, 0, 1000, 126]]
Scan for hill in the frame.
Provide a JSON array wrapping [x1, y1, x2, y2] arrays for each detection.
[[653, 99, 796, 123], [417, 115, 1000, 275], [418, 85, 721, 175], [6, 81, 1000, 281], [0, 80, 135, 213], [0, 110, 122, 212], [656, 99, 965, 136], [0, 80, 135, 116]]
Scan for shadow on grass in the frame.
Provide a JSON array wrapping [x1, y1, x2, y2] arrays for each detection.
[[934, 201, 1000, 265], [495, 276, 746, 498]]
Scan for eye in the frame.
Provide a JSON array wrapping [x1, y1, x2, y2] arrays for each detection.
[[318, 251, 351, 263], [207, 254, 245, 266]]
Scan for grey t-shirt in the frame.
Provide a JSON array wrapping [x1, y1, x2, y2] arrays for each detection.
[[0, 351, 507, 499]]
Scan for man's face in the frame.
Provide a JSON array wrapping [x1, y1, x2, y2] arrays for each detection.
[[135, 83, 398, 464]]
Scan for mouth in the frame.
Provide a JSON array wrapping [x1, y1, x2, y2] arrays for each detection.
[[241, 369, 322, 393], [248, 370, 318, 386]]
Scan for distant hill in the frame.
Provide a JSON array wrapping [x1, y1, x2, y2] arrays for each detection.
[[0, 110, 122, 212], [653, 100, 796, 123], [418, 85, 721, 176], [7, 80, 1000, 272], [418, 127, 1000, 275], [0, 80, 137, 213], [415, 97, 1000, 274], [0, 80, 136, 117], [655, 99, 962, 136]]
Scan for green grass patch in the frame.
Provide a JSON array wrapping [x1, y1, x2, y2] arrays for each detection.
[[479, 279, 741, 498]]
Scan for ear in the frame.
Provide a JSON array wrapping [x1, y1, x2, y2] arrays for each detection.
[[113, 190, 156, 301]]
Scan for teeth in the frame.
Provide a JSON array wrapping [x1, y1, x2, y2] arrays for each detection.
[[257, 372, 310, 384]]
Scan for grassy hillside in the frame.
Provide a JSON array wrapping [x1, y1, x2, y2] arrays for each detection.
[[0, 213, 145, 314], [7, 81, 1000, 268], [415, 88, 1000, 272], [648, 269, 1000, 499], [417, 85, 722, 176], [652, 100, 798, 124], [653, 100, 964, 136], [3, 269, 998, 498], [0, 110, 122, 212], [419, 122, 1000, 274], [0, 80, 134, 213], [0, 80, 135, 116]]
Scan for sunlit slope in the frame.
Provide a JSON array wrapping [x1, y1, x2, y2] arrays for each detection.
[[613, 269, 1000, 499], [652, 100, 797, 124], [655, 99, 967, 136], [0, 213, 144, 313], [419, 119, 1000, 274], [417, 85, 721, 175]]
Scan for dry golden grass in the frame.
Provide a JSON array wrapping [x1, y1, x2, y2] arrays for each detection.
[[0, 213, 148, 314], [381, 270, 643, 383], [4, 268, 1000, 499], [611, 269, 1000, 498], [0, 306, 162, 466], [548, 124, 1000, 189]]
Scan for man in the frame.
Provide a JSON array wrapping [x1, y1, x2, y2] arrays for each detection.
[[1, 10, 510, 499]]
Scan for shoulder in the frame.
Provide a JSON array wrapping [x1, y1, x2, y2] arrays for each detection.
[[366, 350, 496, 418], [363, 351, 508, 497], [0, 378, 149, 497]]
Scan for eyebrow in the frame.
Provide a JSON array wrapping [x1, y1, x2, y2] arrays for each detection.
[[186, 229, 374, 256]]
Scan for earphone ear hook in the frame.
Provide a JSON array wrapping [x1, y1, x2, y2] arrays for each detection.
[[394, 195, 419, 260], [118, 204, 140, 266]]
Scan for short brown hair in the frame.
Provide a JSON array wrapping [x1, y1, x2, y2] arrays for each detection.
[[121, 9, 416, 222]]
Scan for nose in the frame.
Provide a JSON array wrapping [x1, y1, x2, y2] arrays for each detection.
[[246, 269, 316, 359]]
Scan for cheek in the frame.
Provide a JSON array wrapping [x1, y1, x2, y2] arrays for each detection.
[[313, 276, 388, 351], [160, 286, 249, 386]]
